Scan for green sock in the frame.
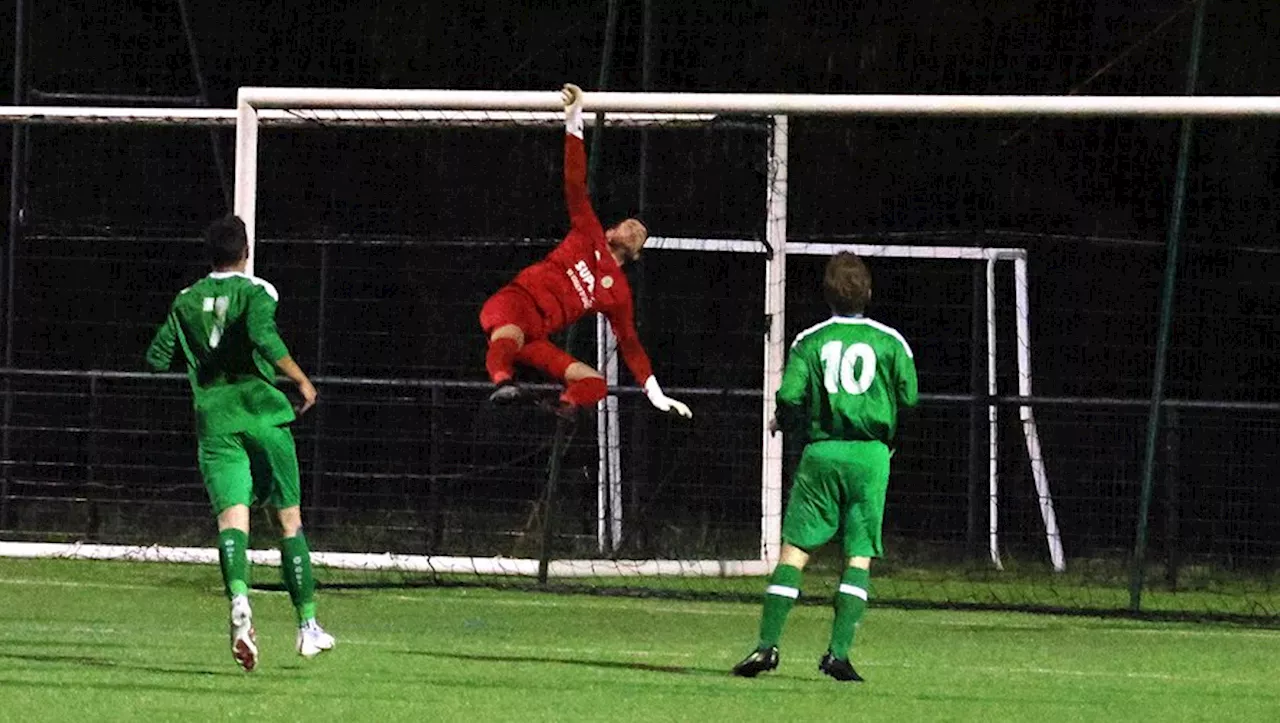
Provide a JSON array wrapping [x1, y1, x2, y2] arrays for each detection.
[[829, 566, 870, 659], [757, 564, 803, 649], [280, 532, 317, 625], [218, 528, 250, 599]]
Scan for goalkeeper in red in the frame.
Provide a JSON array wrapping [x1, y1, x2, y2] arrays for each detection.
[[145, 215, 334, 672], [733, 252, 918, 682], [480, 84, 692, 419]]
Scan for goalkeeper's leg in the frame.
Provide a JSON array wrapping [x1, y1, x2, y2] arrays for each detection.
[[480, 286, 544, 400], [517, 341, 606, 415]]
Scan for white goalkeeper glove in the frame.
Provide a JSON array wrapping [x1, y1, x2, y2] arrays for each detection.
[[562, 83, 584, 139], [644, 377, 692, 419]]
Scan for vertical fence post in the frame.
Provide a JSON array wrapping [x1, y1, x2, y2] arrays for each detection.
[[1129, 0, 1208, 613], [427, 385, 443, 551], [1163, 405, 1182, 590], [174, 0, 231, 209], [537, 417, 572, 585], [86, 375, 101, 540], [307, 243, 328, 535]]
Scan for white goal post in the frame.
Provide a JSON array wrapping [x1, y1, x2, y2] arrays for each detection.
[[12, 90, 1280, 576]]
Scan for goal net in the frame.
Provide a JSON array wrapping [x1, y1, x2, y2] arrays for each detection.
[[0, 92, 1059, 590]]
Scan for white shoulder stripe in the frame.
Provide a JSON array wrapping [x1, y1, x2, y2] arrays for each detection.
[[858, 318, 914, 359], [789, 318, 839, 350], [249, 277, 280, 302], [207, 270, 279, 302], [788, 316, 913, 358]]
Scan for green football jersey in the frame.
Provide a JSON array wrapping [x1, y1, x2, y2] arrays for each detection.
[[145, 271, 295, 437], [777, 315, 918, 445]]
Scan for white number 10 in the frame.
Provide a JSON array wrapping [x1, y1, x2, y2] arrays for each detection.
[[819, 341, 876, 395]]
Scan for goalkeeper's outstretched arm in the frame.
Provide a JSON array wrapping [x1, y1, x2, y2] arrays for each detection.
[[560, 83, 600, 240], [606, 305, 692, 419]]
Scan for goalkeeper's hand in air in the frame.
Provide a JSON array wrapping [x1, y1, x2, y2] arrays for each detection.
[[562, 83, 584, 138], [644, 377, 693, 419]]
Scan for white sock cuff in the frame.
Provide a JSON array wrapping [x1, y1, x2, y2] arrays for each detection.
[[765, 584, 800, 599], [838, 583, 868, 600]]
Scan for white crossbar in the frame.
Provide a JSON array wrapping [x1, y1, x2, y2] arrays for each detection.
[[0, 106, 715, 128], [237, 88, 1280, 118]]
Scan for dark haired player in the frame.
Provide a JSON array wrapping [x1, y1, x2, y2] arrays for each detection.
[[480, 84, 692, 419], [146, 215, 334, 671], [733, 252, 918, 682]]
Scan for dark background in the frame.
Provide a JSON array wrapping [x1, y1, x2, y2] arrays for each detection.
[[1, 0, 1277, 597]]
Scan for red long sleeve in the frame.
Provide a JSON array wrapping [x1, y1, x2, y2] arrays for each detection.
[[563, 134, 597, 238], [604, 282, 653, 385]]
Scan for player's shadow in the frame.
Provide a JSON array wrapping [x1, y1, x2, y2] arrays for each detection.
[[405, 649, 727, 678], [0, 651, 239, 677], [0, 638, 129, 650]]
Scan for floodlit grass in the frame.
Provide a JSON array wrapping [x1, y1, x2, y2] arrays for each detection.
[[1, 559, 1278, 722]]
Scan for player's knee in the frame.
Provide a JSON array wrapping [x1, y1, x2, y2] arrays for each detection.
[[779, 543, 811, 569], [564, 361, 603, 383], [847, 556, 872, 571], [217, 504, 250, 533], [489, 324, 525, 347], [276, 506, 303, 537]]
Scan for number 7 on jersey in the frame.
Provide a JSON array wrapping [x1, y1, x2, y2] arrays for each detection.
[[204, 295, 230, 348]]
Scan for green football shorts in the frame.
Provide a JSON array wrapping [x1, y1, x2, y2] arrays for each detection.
[[197, 424, 301, 514], [781, 439, 892, 558]]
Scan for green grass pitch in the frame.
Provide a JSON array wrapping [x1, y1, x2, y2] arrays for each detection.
[[1, 559, 1277, 722]]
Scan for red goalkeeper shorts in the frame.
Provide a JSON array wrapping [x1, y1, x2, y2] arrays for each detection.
[[480, 285, 547, 340], [480, 285, 577, 381]]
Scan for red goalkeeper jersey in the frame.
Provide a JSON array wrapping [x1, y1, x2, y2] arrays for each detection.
[[510, 134, 654, 385]]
